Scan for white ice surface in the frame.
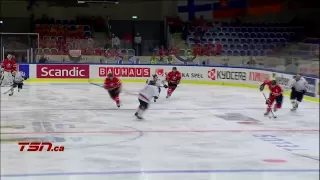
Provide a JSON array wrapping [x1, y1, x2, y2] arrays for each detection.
[[1, 83, 319, 180]]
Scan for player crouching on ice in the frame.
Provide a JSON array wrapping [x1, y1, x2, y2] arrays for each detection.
[[104, 73, 122, 108], [146, 74, 168, 102], [135, 80, 159, 119], [290, 74, 308, 111], [260, 80, 283, 116], [8, 71, 27, 96], [165, 67, 181, 98]]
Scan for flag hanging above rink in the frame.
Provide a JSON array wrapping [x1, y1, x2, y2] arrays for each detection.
[[177, 0, 213, 21], [178, 0, 248, 20], [212, 0, 247, 18]]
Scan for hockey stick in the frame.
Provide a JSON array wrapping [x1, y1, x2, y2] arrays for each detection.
[[2, 86, 13, 94], [262, 92, 277, 118], [88, 79, 134, 97], [88, 79, 104, 88]]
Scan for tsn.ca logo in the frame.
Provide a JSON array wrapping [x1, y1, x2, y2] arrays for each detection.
[[208, 69, 216, 80]]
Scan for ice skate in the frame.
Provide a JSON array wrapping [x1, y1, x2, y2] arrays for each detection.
[[134, 112, 143, 120], [291, 104, 298, 111], [264, 111, 270, 116], [290, 107, 297, 111], [273, 106, 278, 112], [8, 92, 13, 96]]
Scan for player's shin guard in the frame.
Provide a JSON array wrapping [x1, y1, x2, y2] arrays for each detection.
[[135, 106, 145, 119], [8, 87, 14, 96], [166, 88, 175, 98], [113, 95, 121, 107], [291, 101, 299, 111], [274, 103, 281, 112]]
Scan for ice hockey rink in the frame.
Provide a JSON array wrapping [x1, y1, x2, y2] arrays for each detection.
[[1, 82, 319, 180]]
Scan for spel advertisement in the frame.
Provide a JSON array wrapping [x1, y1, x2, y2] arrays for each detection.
[[154, 67, 205, 79]]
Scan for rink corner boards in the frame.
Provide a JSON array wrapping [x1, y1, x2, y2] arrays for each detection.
[[25, 78, 319, 103]]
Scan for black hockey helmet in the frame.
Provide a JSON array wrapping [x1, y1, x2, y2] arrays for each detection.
[[107, 73, 113, 78], [152, 74, 158, 79], [172, 67, 177, 71], [271, 80, 277, 86], [148, 80, 156, 86]]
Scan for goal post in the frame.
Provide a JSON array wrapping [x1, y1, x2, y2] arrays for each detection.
[[0, 32, 39, 63]]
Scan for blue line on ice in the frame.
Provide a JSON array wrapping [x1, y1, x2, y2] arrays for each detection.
[[1, 169, 319, 177]]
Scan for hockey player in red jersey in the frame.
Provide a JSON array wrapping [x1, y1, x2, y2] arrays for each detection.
[[260, 79, 272, 91], [1, 54, 17, 86], [261, 80, 283, 116], [165, 67, 181, 98], [104, 73, 122, 108]]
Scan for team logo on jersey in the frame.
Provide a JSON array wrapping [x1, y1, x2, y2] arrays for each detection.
[[110, 83, 114, 86], [208, 69, 216, 80]]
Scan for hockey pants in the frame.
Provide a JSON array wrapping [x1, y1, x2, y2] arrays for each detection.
[[290, 90, 304, 102]]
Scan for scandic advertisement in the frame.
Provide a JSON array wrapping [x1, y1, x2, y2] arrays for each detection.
[[36, 64, 90, 78]]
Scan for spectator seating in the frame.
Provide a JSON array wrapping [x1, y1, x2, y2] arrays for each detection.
[[35, 18, 95, 54], [166, 19, 305, 56], [185, 25, 303, 56], [36, 37, 136, 58]]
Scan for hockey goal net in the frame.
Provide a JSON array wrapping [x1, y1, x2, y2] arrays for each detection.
[[0, 33, 39, 63]]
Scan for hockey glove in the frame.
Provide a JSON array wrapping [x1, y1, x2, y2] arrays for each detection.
[[163, 84, 168, 88], [302, 89, 307, 94], [265, 98, 270, 105], [259, 84, 265, 91]]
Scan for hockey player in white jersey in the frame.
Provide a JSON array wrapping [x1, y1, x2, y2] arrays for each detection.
[[135, 80, 159, 119], [146, 74, 168, 102], [290, 74, 308, 111], [8, 71, 27, 96]]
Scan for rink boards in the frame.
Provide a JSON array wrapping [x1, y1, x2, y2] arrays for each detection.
[[19, 63, 319, 102]]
